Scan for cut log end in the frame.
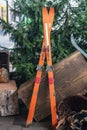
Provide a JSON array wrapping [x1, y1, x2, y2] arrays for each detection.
[[0, 80, 19, 116]]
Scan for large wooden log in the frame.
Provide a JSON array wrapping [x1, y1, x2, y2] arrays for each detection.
[[18, 51, 87, 121], [0, 80, 19, 116]]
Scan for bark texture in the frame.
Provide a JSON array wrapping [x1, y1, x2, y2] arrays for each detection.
[[0, 80, 19, 116]]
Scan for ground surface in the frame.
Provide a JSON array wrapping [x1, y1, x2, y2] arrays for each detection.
[[0, 114, 52, 130]]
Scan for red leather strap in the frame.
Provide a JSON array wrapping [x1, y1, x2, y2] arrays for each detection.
[[35, 77, 41, 84], [49, 78, 54, 84]]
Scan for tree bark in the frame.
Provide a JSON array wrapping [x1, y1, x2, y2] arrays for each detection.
[[0, 80, 19, 116]]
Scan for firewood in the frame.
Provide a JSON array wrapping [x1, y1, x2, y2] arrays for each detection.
[[57, 95, 87, 118], [56, 95, 87, 130], [0, 67, 9, 83]]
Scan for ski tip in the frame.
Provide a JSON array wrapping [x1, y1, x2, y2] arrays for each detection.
[[52, 121, 58, 130], [26, 121, 33, 127]]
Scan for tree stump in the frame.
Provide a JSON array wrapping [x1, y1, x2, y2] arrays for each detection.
[[18, 51, 87, 121], [0, 80, 19, 116]]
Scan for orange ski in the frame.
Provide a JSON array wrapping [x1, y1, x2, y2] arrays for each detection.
[[26, 7, 58, 129]]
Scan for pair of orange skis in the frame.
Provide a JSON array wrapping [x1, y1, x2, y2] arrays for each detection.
[[26, 7, 58, 129]]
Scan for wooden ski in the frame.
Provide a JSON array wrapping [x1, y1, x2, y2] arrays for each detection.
[[26, 7, 58, 129]]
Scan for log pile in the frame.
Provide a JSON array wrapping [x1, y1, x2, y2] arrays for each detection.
[[18, 51, 87, 121]]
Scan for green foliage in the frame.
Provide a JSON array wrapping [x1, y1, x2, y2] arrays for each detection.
[[0, 0, 87, 84], [69, 0, 87, 52]]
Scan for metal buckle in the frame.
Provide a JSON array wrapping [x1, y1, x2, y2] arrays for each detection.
[[46, 65, 54, 71], [36, 65, 43, 71]]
